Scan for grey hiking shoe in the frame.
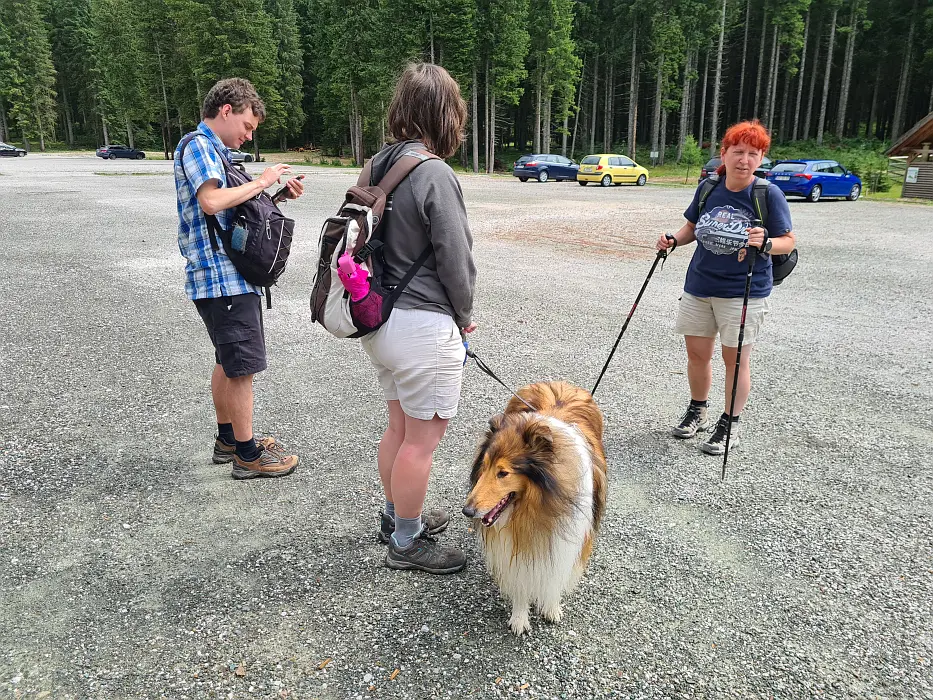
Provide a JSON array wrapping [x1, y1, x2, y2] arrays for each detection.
[[384, 532, 466, 575], [672, 403, 710, 438], [378, 509, 450, 544], [698, 415, 740, 455]]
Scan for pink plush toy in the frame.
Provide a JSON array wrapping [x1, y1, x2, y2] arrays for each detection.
[[337, 251, 371, 301]]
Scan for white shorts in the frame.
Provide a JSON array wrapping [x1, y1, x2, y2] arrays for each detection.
[[360, 307, 466, 420], [675, 292, 771, 347]]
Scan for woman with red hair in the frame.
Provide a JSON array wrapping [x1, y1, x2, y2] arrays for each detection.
[[656, 120, 796, 455]]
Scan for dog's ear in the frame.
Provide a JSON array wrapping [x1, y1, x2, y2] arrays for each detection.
[[522, 421, 553, 454], [487, 413, 505, 434]]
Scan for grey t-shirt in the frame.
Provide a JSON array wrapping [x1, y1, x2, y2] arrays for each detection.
[[370, 141, 476, 328]]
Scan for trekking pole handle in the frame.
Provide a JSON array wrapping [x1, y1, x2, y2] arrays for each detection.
[[665, 234, 677, 252]]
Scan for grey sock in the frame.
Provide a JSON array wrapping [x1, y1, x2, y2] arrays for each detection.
[[385, 500, 395, 519], [390, 515, 423, 549]]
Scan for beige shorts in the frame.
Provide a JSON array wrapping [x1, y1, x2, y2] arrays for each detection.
[[360, 307, 466, 420], [675, 292, 771, 347]]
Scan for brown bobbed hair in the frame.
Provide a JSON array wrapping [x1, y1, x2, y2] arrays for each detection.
[[387, 63, 467, 159], [202, 78, 267, 121]]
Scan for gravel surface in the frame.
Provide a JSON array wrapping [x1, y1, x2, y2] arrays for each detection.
[[1, 155, 931, 700]]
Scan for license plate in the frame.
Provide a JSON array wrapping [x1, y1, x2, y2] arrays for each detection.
[[777, 176, 790, 181], [582, 166, 593, 172]]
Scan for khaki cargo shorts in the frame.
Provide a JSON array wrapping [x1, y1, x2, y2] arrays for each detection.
[[675, 292, 771, 347], [361, 307, 466, 420]]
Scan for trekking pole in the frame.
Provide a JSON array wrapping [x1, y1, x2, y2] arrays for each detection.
[[722, 223, 761, 481], [591, 235, 676, 396]]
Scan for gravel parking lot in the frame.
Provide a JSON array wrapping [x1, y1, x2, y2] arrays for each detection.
[[1, 155, 931, 700]]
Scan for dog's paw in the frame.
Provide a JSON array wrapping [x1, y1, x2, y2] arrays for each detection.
[[509, 612, 531, 636], [540, 602, 562, 623]]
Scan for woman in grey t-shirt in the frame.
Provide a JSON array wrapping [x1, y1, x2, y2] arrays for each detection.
[[361, 64, 477, 574]]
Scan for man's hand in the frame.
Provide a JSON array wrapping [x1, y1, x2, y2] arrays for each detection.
[[257, 163, 291, 189], [746, 226, 767, 249], [282, 174, 304, 200], [462, 322, 477, 334]]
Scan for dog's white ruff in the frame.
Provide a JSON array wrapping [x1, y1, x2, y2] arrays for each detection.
[[480, 416, 595, 635]]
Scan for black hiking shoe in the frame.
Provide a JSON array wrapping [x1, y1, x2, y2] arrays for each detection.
[[672, 403, 710, 438], [384, 531, 466, 575], [698, 414, 740, 455], [378, 509, 451, 544]]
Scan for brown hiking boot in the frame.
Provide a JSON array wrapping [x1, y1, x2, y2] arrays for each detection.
[[231, 444, 298, 480], [213, 436, 288, 464]]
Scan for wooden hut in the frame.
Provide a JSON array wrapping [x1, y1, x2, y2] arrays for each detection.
[[886, 112, 933, 200]]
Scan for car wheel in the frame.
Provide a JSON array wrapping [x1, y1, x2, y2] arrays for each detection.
[[578, 181, 587, 186], [135, 153, 144, 160], [807, 184, 821, 202], [19, 152, 26, 157], [538, 170, 549, 183], [636, 174, 647, 186], [244, 155, 254, 163], [108, 153, 116, 160], [847, 184, 861, 201], [519, 177, 528, 182], [600, 174, 612, 187]]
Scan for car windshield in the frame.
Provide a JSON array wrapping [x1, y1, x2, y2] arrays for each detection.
[[703, 158, 721, 169], [581, 155, 601, 165], [770, 163, 806, 173]]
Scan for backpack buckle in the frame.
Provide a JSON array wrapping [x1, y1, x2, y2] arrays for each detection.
[[353, 239, 384, 264]]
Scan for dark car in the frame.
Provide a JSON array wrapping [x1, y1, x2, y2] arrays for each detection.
[[698, 156, 772, 183], [766, 159, 862, 202], [96, 144, 146, 160], [512, 153, 579, 182], [0, 141, 26, 157]]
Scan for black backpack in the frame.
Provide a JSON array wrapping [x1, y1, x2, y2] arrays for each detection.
[[178, 133, 295, 306], [698, 175, 798, 286]]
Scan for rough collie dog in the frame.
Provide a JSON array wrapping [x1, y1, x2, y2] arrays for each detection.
[[462, 381, 607, 635]]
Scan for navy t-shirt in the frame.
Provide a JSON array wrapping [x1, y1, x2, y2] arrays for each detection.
[[683, 179, 793, 298]]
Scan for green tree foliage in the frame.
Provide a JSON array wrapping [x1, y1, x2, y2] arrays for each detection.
[[0, 0, 58, 150], [4, 0, 931, 158]]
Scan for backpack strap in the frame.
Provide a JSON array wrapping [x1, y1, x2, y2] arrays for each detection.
[[386, 244, 433, 305], [375, 149, 439, 194], [751, 176, 770, 229], [697, 174, 719, 212]]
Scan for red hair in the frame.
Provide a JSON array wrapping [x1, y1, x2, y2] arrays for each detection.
[[716, 120, 771, 176]]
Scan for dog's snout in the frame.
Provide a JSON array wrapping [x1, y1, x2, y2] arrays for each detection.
[[462, 504, 477, 518]]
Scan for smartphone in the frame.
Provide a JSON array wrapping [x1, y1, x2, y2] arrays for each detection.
[[272, 174, 305, 203]]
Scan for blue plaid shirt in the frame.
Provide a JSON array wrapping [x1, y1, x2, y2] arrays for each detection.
[[174, 122, 261, 300]]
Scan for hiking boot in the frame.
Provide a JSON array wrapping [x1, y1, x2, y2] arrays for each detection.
[[231, 445, 298, 479], [698, 415, 740, 456], [378, 509, 450, 544], [213, 436, 288, 464], [672, 403, 710, 438], [384, 531, 466, 575]]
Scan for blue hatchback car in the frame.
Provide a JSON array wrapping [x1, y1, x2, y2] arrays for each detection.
[[512, 154, 580, 183], [766, 159, 862, 202]]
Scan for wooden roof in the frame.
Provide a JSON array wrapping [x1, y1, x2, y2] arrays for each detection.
[[886, 111, 933, 156]]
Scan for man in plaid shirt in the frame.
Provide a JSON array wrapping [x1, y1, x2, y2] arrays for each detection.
[[175, 78, 304, 480]]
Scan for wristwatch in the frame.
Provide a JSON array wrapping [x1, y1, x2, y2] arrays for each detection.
[[762, 237, 773, 254]]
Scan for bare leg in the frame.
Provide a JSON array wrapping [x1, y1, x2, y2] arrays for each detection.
[[213, 370, 254, 441], [721, 344, 754, 417], [391, 413, 449, 520], [377, 401, 406, 503], [685, 335, 715, 402]]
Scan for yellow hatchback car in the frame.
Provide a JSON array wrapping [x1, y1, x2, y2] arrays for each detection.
[[576, 154, 649, 187]]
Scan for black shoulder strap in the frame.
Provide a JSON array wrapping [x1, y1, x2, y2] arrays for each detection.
[[177, 131, 234, 252], [752, 177, 770, 228], [698, 175, 719, 212], [387, 244, 433, 305]]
